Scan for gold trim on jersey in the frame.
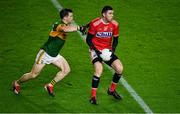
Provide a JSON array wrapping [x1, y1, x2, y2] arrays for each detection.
[[49, 24, 67, 40]]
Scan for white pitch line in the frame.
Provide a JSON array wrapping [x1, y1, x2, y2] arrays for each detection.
[[50, 0, 153, 113], [121, 78, 153, 113]]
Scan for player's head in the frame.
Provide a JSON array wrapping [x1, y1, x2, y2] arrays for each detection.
[[101, 5, 114, 22], [60, 8, 73, 24]]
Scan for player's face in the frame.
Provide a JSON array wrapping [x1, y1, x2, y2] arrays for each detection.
[[65, 12, 73, 24], [104, 10, 114, 22]]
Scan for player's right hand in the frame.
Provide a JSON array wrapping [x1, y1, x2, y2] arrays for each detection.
[[79, 25, 87, 35], [94, 49, 102, 57]]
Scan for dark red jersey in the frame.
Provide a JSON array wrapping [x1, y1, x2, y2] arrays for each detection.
[[88, 17, 119, 50]]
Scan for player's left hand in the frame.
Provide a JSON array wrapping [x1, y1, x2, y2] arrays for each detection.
[[109, 49, 113, 57]]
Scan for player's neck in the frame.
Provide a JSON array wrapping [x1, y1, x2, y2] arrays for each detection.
[[62, 19, 69, 24], [101, 17, 109, 24]]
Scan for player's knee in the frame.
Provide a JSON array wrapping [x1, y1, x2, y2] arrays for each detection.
[[31, 72, 39, 78], [66, 68, 71, 75], [95, 65, 103, 74], [94, 68, 103, 77], [63, 67, 71, 75], [116, 65, 123, 74], [94, 72, 101, 77]]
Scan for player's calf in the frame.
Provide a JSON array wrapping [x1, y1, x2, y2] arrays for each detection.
[[89, 75, 100, 105]]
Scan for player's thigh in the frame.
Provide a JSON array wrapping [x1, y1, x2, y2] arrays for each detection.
[[31, 63, 46, 75], [111, 59, 123, 74], [52, 56, 70, 72], [93, 61, 103, 77]]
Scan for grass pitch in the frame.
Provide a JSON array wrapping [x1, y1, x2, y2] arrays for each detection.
[[0, 0, 180, 113]]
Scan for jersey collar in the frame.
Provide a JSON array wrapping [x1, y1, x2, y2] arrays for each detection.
[[101, 18, 110, 25]]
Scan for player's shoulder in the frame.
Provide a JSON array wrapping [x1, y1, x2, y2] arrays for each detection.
[[52, 21, 60, 27], [91, 17, 101, 22], [111, 20, 119, 26], [52, 21, 60, 25], [90, 17, 101, 27]]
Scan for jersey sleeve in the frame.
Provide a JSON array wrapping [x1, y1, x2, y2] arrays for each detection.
[[113, 25, 119, 37], [56, 24, 64, 32], [88, 21, 96, 35], [113, 23, 119, 37]]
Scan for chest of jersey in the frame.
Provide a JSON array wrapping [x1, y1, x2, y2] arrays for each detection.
[[95, 23, 114, 38]]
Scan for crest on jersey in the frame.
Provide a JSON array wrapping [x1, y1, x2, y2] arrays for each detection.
[[104, 26, 108, 31], [98, 28, 102, 31], [110, 28, 113, 31]]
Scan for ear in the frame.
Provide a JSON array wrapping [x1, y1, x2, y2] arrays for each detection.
[[63, 16, 68, 20], [102, 13, 106, 17]]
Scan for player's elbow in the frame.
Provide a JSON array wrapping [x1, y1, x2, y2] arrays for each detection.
[[62, 29, 68, 32], [86, 38, 90, 45], [86, 36, 92, 47]]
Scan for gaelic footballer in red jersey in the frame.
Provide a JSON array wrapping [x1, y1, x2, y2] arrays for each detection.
[[88, 17, 119, 51], [86, 6, 123, 105]]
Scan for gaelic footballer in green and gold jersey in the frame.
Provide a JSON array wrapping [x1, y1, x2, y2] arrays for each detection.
[[41, 21, 68, 57], [12, 8, 87, 97]]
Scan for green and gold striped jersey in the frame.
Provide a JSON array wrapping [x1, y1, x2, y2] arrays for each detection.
[[41, 21, 68, 57]]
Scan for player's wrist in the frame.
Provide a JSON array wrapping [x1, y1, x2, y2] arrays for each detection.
[[94, 49, 101, 55], [77, 25, 84, 31]]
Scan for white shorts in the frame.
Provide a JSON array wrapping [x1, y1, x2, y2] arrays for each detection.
[[35, 49, 62, 64]]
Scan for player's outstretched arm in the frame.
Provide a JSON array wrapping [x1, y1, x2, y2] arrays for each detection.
[[61, 25, 79, 32], [60, 25, 87, 34]]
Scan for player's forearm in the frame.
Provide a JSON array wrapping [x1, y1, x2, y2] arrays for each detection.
[[86, 33, 100, 54], [86, 33, 94, 48], [63, 25, 87, 34], [63, 25, 79, 32], [112, 36, 118, 52]]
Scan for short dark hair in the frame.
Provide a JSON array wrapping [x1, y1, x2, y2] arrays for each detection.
[[101, 5, 113, 14], [60, 8, 73, 19]]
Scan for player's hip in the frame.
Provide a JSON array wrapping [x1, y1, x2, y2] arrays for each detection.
[[89, 49, 119, 66], [35, 49, 63, 64]]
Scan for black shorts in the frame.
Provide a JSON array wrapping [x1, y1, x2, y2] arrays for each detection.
[[92, 53, 119, 67]]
